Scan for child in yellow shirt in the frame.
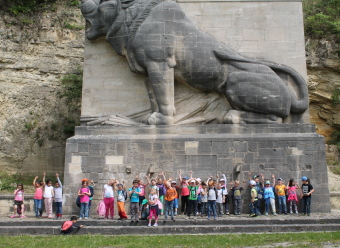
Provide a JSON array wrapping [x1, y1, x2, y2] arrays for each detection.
[[275, 178, 287, 214]]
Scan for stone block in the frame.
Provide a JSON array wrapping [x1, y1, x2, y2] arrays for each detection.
[[106, 156, 124, 165]]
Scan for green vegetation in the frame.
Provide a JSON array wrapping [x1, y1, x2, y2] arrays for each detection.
[[24, 122, 34, 132], [64, 22, 84, 30], [1, 0, 57, 15], [303, 0, 340, 39], [0, 232, 339, 247], [332, 88, 340, 107]]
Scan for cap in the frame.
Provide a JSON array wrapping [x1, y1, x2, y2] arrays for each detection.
[[249, 180, 256, 186], [81, 178, 89, 182], [190, 179, 195, 183], [142, 199, 148, 205], [182, 176, 189, 180], [278, 178, 282, 181], [219, 178, 225, 182], [300, 176, 308, 181], [196, 178, 201, 182], [253, 175, 259, 180], [117, 183, 123, 187], [171, 181, 177, 184], [265, 180, 271, 185]]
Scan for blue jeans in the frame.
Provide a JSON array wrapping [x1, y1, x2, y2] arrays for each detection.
[[55, 202, 62, 215], [201, 202, 207, 216], [302, 197, 311, 214], [34, 199, 42, 217], [277, 195, 287, 213], [80, 202, 89, 218], [165, 200, 174, 220], [207, 200, 217, 219]]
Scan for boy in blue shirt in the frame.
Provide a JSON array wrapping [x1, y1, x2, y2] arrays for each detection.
[[128, 180, 142, 222], [263, 175, 276, 215]]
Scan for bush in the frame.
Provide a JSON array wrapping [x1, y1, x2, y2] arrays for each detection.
[[303, 0, 340, 38], [1, 0, 57, 15]]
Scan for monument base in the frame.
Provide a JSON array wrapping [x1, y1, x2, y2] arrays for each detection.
[[63, 124, 330, 215]]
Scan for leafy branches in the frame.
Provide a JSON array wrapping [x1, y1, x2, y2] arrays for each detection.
[[303, 0, 340, 39]]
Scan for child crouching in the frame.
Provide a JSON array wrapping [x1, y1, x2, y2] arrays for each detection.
[[61, 216, 84, 235]]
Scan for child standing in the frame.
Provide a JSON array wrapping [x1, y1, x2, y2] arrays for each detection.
[[178, 170, 189, 215], [216, 183, 226, 217], [88, 180, 95, 216], [200, 182, 208, 217], [11, 183, 25, 218], [263, 175, 276, 216], [187, 175, 199, 219], [300, 176, 314, 216], [248, 172, 264, 216], [275, 178, 287, 214], [43, 173, 54, 219], [102, 179, 116, 219], [128, 180, 142, 222], [164, 180, 177, 221], [231, 180, 245, 215], [78, 180, 91, 220], [54, 173, 63, 219], [33, 176, 44, 218], [207, 176, 218, 220], [287, 179, 300, 214], [219, 174, 229, 215], [156, 173, 166, 215], [148, 188, 159, 226], [249, 180, 258, 217], [171, 180, 179, 216], [61, 216, 84, 235], [116, 180, 128, 220]]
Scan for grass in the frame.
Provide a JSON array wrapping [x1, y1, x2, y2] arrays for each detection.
[[0, 232, 339, 247]]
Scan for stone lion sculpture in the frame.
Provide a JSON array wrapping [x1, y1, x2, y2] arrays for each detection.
[[81, 0, 309, 125]]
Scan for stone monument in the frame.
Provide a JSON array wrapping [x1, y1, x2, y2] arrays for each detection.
[[63, 0, 330, 214]]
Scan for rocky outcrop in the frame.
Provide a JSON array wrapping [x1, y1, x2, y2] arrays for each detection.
[[306, 38, 340, 141], [0, 4, 84, 175]]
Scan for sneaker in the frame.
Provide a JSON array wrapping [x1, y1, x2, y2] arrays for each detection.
[[153, 223, 158, 227], [85, 217, 88, 220], [290, 211, 293, 214], [79, 217, 83, 220], [20, 215, 27, 218], [148, 223, 151, 227], [273, 212, 277, 216], [295, 211, 298, 214], [174, 211, 177, 216], [10, 215, 17, 218], [265, 212, 269, 216]]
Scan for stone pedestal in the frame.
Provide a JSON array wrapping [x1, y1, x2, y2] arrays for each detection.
[[63, 124, 330, 214]]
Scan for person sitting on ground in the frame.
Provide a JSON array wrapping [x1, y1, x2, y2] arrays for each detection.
[[61, 216, 84, 235]]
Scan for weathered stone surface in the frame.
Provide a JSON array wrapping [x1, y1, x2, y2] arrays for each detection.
[[63, 124, 330, 214], [80, 0, 310, 126]]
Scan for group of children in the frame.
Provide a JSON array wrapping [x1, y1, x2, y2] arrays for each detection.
[[11, 173, 63, 219], [11, 171, 315, 226]]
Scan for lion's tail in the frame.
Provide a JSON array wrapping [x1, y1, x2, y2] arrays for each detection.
[[213, 49, 309, 114]]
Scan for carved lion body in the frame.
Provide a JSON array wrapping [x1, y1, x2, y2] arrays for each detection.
[[81, 0, 309, 125]]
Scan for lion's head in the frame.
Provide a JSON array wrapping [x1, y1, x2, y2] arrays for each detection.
[[81, 0, 122, 40]]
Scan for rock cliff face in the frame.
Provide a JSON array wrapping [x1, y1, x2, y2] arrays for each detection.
[[306, 38, 340, 140], [0, 5, 84, 175], [0, 3, 339, 174]]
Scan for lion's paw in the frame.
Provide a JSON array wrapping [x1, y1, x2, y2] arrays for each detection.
[[148, 112, 174, 125]]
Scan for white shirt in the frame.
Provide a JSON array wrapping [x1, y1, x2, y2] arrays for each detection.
[[208, 188, 217, 201], [103, 184, 114, 198], [44, 185, 54, 198], [200, 188, 207, 203], [149, 194, 158, 206], [216, 189, 226, 203]]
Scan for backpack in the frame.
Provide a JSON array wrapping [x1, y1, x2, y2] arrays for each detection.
[[97, 200, 106, 217], [76, 196, 81, 208], [61, 221, 73, 231], [88, 186, 94, 198]]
